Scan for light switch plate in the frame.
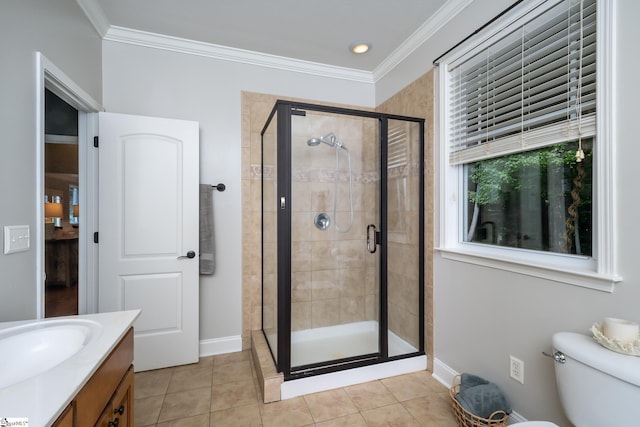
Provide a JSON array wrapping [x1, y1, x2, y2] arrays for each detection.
[[4, 225, 30, 254]]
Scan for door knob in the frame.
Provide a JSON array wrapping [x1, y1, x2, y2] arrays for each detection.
[[178, 250, 196, 259]]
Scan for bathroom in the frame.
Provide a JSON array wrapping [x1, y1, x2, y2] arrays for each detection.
[[2, 1, 640, 426]]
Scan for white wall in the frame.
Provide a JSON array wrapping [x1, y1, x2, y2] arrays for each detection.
[[101, 41, 375, 345], [430, 2, 640, 425], [0, 0, 102, 321]]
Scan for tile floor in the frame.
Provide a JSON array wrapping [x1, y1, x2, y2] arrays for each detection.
[[134, 350, 459, 426]]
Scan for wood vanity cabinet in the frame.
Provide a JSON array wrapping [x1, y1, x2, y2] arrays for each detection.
[[52, 328, 134, 427], [95, 367, 134, 427]]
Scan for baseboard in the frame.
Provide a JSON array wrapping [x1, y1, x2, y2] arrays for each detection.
[[431, 358, 527, 425], [199, 335, 242, 357], [432, 357, 458, 388]]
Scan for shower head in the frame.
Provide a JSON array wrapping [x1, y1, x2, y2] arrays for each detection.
[[307, 132, 342, 148]]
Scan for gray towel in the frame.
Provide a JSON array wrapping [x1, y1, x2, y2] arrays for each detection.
[[199, 184, 215, 275], [459, 373, 489, 393], [456, 373, 510, 419]]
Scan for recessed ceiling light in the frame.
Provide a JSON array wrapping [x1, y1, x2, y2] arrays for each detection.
[[349, 41, 371, 54]]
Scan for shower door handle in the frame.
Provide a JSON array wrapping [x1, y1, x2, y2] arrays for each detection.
[[367, 224, 379, 253]]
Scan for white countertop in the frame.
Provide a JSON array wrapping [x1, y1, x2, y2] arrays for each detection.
[[0, 310, 140, 426]]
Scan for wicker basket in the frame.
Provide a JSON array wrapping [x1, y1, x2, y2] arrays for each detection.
[[450, 375, 509, 427]]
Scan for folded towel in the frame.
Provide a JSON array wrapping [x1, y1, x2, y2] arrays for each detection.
[[459, 373, 489, 392], [456, 373, 511, 420], [199, 184, 215, 275]]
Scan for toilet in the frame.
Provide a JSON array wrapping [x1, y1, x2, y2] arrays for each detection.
[[512, 331, 640, 426]]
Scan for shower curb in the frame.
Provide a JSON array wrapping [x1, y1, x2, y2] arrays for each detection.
[[251, 330, 283, 403]]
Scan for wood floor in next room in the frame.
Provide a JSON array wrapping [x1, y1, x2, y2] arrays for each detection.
[[134, 350, 459, 426]]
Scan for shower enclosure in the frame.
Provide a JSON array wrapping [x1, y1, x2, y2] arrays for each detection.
[[261, 100, 424, 380]]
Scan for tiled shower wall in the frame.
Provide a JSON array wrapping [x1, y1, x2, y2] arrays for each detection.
[[241, 69, 434, 368], [288, 112, 380, 331]]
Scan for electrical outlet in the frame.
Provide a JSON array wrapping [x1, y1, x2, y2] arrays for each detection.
[[510, 355, 524, 384]]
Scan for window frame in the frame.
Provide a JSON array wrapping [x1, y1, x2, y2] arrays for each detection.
[[436, 0, 620, 292]]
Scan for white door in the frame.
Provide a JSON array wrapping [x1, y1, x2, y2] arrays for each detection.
[[98, 112, 199, 372]]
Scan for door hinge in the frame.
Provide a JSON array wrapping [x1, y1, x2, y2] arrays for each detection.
[[93, 232, 99, 244], [93, 136, 99, 147]]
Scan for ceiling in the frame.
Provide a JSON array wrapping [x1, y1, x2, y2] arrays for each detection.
[[88, 0, 456, 72]]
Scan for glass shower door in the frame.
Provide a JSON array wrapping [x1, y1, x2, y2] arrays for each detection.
[[386, 119, 424, 357], [289, 109, 381, 370]]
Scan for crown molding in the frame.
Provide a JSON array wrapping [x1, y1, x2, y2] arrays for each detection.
[[104, 26, 375, 84], [78, 0, 473, 84], [75, 0, 109, 37], [373, 0, 474, 81]]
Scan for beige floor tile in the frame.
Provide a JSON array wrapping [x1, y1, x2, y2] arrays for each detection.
[[173, 356, 214, 373], [214, 350, 252, 365], [134, 395, 164, 426], [420, 371, 451, 392], [158, 387, 212, 423], [381, 372, 434, 401], [213, 360, 254, 385], [402, 394, 459, 427], [135, 355, 451, 427], [135, 368, 173, 398], [156, 413, 210, 427], [360, 402, 421, 426], [303, 389, 358, 422], [259, 396, 314, 427], [211, 379, 259, 411], [210, 404, 264, 426], [314, 413, 367, 426], [167, 366, 213, 393], [344, 380, 398, 411]]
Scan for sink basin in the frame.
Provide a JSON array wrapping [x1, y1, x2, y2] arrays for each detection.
[[0, 319, 102, 389]]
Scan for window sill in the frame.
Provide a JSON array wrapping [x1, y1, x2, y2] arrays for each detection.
[[435, 246, 622, 293]]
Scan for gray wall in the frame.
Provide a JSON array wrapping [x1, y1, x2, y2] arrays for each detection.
[[0, 0, 102, 321], [101, 41, 375, 347], [432, 2, 640, 425]]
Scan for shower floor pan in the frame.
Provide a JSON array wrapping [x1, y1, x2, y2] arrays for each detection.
[[291, 320, 418, 366], [259, 321, 427, 400]]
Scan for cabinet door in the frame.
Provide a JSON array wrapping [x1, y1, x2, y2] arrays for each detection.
[[52, 404, 74, 427], [110, 366, 134, 427], [95, 406, 111, 427]]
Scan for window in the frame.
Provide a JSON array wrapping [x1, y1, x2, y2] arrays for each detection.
[[438, 0, 618, 291]]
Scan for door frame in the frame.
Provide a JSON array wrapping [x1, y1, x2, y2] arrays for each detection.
[[35, 52, 102, 317]]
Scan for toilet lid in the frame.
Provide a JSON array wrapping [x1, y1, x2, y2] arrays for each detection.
[[512, 422, 559, 427]]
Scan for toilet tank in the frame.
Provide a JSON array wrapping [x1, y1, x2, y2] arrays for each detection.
[[552, 332, 640, 427]]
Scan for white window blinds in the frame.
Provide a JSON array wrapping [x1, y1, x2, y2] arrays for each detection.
[[448, 0, 596, 165]]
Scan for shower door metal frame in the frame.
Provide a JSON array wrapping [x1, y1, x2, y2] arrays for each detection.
[[261, 100, 425, 381]]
